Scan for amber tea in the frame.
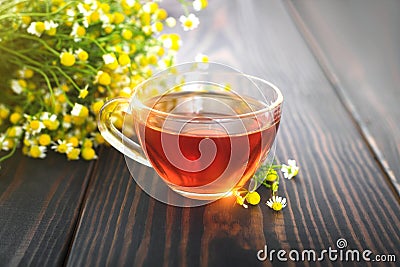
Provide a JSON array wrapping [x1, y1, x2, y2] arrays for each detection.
[[135, 91, 281, 198]]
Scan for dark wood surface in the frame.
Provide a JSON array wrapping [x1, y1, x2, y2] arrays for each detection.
[[286, 0, 400, 194], [0, 151, 95, 266], [1, 1, 399, 266]]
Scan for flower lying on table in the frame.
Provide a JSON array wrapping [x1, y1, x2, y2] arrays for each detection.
[[0, 0, 207, 164], [235, 159, 299, 211]]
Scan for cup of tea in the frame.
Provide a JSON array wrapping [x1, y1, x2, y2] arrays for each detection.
[[98, 62, 283, 201]]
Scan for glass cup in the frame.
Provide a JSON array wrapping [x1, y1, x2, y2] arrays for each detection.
[[98, 62, 283, 201]]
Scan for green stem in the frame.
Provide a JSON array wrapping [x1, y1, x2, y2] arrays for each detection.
[[270, 164, 282, 169], [0, 143, 18, 163], [81, 36, 108, 54], [13, 33, 59, 56], [0, 1, 78, 21], [0, 44, 43, 67], [51, 66, 81, 100], [177, 0, 190, 15], [0, 0, 30, 15], [28, 65, 57, 111]]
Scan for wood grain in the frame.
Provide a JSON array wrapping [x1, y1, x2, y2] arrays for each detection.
[[0, 150, 94, 266], [286, 0, 400, 193], [66, 1, 399, 266]]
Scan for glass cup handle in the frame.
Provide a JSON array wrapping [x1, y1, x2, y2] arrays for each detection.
[[98, 97, 152, 167]]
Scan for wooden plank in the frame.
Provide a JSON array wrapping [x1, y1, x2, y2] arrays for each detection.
[[0, 150, 94, 266], [286, 0, 400, 193], [66, 0, 400, 266]]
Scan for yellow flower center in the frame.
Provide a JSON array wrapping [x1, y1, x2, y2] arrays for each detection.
[[79, 89, 89, 99], [97, 72, 111, 85], [91, 100, 104, 115], [81, 147, 96, 160], [100, 3, 110, 12], [77, 26, 86, 37], [77, 50, 89, 61], [57, 143, 69, 153], [83, 139, 93, 148], [118, 53, 131, 66], [60, 52, 76, 67], [0, 108, 9, 119], [57, 93, 67, 103], [67, 148, 81, 160], [30, 145, 42, 158], [156, 9, 168, 20], [78, 106, 89, 118], [24, 69, 34, 78], [113, 12, 125, 24], [184, 20, 193, 29], [266, 170, 278, 182], [22, 16, 31, 25], [43, 119, 59, 130], [94, 133, 105, 145], [35, 21, 45, 33], [122, 29, 133, 40], [67, 137, 79, 147], [30, 120, 41, 130], [18, 79, 27, 88], [90, 11, 100, 23], [272, 202, 283, 211], [46, 28, 57, 36], [10, 113, 22, 124], [153, 21, 163, 32], [4, 138, 15, 149], [246, 192, 261, 205], [104, 26, 114, 34], [38, 134, 51, 146]]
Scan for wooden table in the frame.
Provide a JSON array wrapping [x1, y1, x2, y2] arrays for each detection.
[[1, 1, 399, 266]]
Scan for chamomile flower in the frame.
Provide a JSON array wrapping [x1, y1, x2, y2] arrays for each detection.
[[60, 51, 76, 67], [102, 53, 115, 64], [281, 159, 299, 179], [6, 126, 23, 138], [17, 67, 34, 79], [27, 21, 45, 37], [236, 193, 248, 209], [94, 70, 111, 85], [266, 195, 287, 211], [0, 104, 10, 119], [195, 53, 209, 63], [179, 14, 200, 31], [81, 147, 97, 160], [38, 134, 52, 146], [246, 191, 261, 205], [77, 3, 92, 17], [44, 20, 59, 35], [71, 103, 89, 118], [29, 145, 47, 159], [165, 17, 176, 28], [67, 148, 81, 160], [193, 0, 208, 11], [66, 8, 76, 22], [40, 112, 59, 130], [161, 34, 181, 50], [51, 139, 73, 154], [70, 22, 86, 41], [75, 48, 89, 62], [9, 112, 22, 124], [11, 79, 24, 94], [0, 134, 17, 151], [265, 169, 279, 182], [24, 117, 45, 135], [78, 85, 89, 99], [143, 2, 158, 13]]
